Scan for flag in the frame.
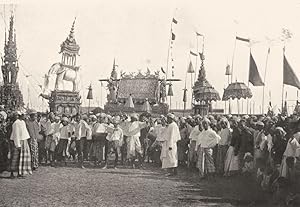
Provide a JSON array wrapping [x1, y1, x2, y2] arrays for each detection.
[[187, 61, 195, 73], [190, 50, 198, 56], [249, 53, 264, 86], [171, 32, 176, 40], [161, 67, 165, 74], [183, 88, 187, 102], [172, 18, 177, 24], [283, 55, 300, 89], [196, 32, 203, 36], [236, 36, 250, 43]]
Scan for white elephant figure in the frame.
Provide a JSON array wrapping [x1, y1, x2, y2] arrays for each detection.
[[44, 62, 80, 92]]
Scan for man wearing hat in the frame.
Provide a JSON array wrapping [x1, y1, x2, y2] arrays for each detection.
[[127, 113, 147, 168], [253, 121, 268, 168], [26, 109, 42, 170], [75, 114, 92, 168], [160, 113, 180, 176], [107, 116, 123, 168], [56, 117, 71, 165], [238, 119, 255, 171], [195, 118, 220, 178], [10, 111, 32, 177]]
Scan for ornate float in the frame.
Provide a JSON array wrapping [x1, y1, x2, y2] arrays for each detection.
[[192, 52, 220, 116], [100, 62, 173, 115], [40, 19, 81, 115], [0, 16, 24, 111]]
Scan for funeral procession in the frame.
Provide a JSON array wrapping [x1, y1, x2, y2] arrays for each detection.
[[1, 1, 300, 206]]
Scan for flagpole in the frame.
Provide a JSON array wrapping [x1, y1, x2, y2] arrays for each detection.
[[165, 19, 173, 108], [231, 34, 237, 83], [166, 20, 173, 80], [247, 48, 251, 114], [100, 82, 103, 108], [194, 35, 199, 84], [262, 47, 270, 114], [183, 65, 188, 116], [282, 47, 285, 112]]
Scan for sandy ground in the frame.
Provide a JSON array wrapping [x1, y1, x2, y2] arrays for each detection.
[[0, 163, 270, 207]]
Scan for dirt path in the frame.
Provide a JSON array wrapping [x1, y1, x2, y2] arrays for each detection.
[[0, 164, 268, 207]]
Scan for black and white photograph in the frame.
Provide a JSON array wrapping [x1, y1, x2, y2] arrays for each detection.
[[0, 0, 300, 206]]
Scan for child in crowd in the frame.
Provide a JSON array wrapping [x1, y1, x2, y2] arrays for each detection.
[[242, 152, 254, 175]]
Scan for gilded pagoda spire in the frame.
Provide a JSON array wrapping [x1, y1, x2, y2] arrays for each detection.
[[60, 18, 80, 66], [4, 15, 17, 64], [0, 14, 24, 111], [60, 18, 80, 55]]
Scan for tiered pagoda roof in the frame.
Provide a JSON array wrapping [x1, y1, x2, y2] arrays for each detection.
[[193, 53, 220, 102], [60, 19, 80, 56]]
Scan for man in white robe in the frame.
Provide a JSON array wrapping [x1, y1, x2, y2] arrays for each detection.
[[10, 111, 32, 177], [160, 113, 181, 176], [195, 118, 220, 178], [126, 114, 147, 168]]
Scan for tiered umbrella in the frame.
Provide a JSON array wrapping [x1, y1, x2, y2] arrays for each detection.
[[222, 82, 252, 114], [222, 82, 252, 100], [193, 52, 220, 115]]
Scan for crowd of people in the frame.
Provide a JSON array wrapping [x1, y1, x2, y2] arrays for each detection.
[[0, 109, 300, 204]]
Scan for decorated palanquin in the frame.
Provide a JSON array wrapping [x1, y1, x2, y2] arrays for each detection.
[[40, 19, 81, 116], [103, 69, 169, 115]]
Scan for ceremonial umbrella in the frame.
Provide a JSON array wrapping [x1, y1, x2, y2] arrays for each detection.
[[193, 69, 220, 102], [222, 82, 252, 101], [222, 82, 252, 114], [192, 54, 220, 115]]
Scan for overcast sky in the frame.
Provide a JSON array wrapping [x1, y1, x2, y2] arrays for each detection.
[[1, 0, 300, 113]]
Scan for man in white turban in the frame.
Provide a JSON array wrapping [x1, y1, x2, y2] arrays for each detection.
[[160, 113, 181, 176], [10, 111, 32, 178], [195, 118, 220, 178]]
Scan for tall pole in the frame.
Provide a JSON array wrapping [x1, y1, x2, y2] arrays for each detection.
[[282, 47, 285, 112], [262, 47, 270, 114], [166, 19, 174, 107], [100, 82, 103, 108], [194, 35, 199, 84], [183, 66, 188, 116], [231, 35, 237, 83], [247, 48, 251, 114]]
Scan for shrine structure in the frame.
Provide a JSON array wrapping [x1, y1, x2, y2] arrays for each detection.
[[41, 19, 81, 115], [0, 16, 24, 110], [192, 52, 220, 116], [100, 61, 174, 115]]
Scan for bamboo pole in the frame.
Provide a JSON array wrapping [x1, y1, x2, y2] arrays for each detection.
[[262, 47, 270, 114], [231, 35, 237, 83]]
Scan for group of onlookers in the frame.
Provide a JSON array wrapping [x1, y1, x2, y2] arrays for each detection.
[[179, 114, 300, 205], [0, 109, 300, 204]]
